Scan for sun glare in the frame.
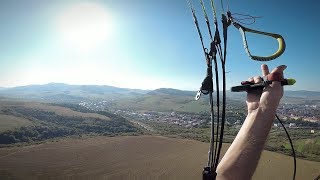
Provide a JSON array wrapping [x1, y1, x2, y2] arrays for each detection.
[[55, 2, 113, 51]]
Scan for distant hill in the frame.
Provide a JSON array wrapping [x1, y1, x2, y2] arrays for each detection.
[[147, 88, 195, 96], [0, 83, 150, 94], [285, 90, 320, 98], [0, 83, 150, 102], [0, 83, 319, 107]]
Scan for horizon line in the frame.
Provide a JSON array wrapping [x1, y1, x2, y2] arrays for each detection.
[[0, 82, 319, 92]]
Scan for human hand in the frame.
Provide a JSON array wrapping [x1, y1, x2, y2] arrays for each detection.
[[246, 64, 286, 114]]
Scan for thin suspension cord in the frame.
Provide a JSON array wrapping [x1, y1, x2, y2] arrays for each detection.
[[213, 44, 222, 166], [220, 0, 225, 14], [226, 0, 230, 12], [206, 0, 229, 172], [211, 1, 225, 169], [231, 13, 261, 25], [215, 60, 226, 169], [208, 0, 222, 167], [214, 4, 229, 171], [210, 0, 217, 22], [212, 37, 223, 173], [232, 12, 262, 19], [188, 0, 216, 169], [276, 114, 296, 180], [212, 56, 220, 165], [209, 93, 215, 167], [199, 0, 222, 169], [200, 0, 214, 41], [214, 53, 226, 170], [187, 0, 207, 58]]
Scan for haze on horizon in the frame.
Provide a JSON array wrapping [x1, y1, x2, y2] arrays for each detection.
[[0, 0, 319, 91]]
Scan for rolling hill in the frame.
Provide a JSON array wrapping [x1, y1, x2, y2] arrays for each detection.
[[0, 100, 140, 145], [0, 83, 150, 102]]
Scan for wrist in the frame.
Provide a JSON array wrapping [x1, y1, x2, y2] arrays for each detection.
[[259, 99, 280, 112], [247, 104, 278, 116]]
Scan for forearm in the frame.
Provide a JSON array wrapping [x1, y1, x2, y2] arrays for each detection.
[[216, 106, 277, 180]]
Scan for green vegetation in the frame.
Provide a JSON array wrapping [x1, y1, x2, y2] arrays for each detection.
[[145, 121, 320, 162], [0, 103, 141, 145], [147, 121, 211, 142], [267, 129, 320, 161], [50, 103, 95, 113], [115, 94, 211, 113]]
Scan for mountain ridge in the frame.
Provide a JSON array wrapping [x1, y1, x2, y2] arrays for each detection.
[[0, 83, 319, 100]]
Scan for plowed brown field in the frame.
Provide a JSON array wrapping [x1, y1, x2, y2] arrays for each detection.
[[0, 136, 319, 180]]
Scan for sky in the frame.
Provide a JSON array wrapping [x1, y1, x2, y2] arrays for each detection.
[[0, 0, 319, 91]]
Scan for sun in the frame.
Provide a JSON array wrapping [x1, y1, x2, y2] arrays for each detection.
[[55, 2, 113, 51]]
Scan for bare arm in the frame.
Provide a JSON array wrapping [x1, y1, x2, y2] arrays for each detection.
[[216, 64, 286, 180]]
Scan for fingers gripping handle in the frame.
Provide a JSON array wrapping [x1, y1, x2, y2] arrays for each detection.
[[231, 78, 296, 92], [237, 23, 286, 61]]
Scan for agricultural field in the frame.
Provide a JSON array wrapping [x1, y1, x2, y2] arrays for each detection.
[[0, 101, 109, 121], [0, 114, 32, 133], [0, 136, 319, 180]]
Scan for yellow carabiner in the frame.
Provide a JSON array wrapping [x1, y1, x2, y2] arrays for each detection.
[[233, 22, 286, 61]]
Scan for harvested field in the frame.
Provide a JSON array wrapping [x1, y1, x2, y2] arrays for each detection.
[[0, 114, 32, 132], [0, 136, 319, 180], [0, 101, 109, 120]]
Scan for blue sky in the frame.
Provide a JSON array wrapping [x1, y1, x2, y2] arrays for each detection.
[[0, 0, 319, 91]]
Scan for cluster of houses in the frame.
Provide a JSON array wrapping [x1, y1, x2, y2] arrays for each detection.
[[278, 104, 319, 122], [79, 100, 113, 111], [116, 110, 206, 128], [78, 100, 318, 132]]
